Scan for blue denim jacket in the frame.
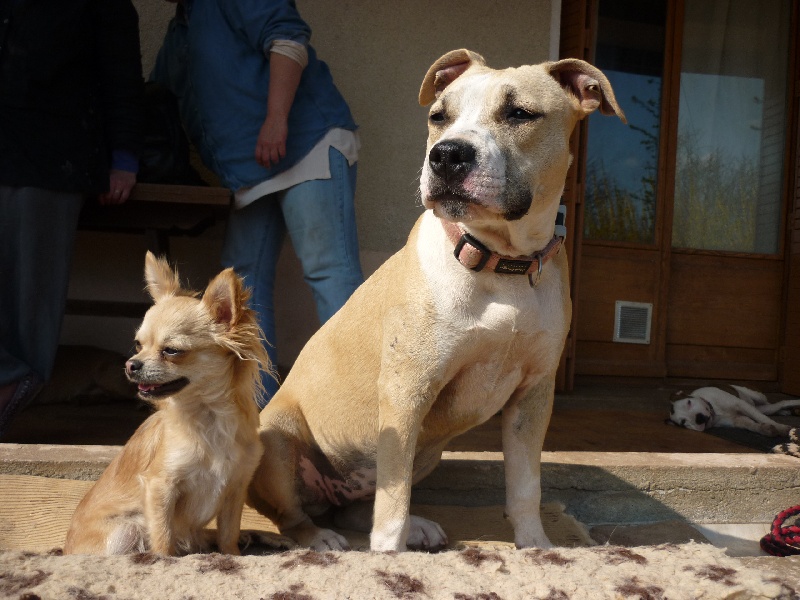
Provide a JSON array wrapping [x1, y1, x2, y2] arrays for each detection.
[[150, 0, 357, 191]]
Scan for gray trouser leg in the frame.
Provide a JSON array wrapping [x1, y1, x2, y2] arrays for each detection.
[[0, 186, 84, 384]]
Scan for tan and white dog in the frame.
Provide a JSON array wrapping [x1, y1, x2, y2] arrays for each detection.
[[248, 49, 626, 551]]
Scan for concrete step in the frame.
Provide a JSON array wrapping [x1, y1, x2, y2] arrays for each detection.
[[2, 444, 797, 527], [415, 450, 800, 526]]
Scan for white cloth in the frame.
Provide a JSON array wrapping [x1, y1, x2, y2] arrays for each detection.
[[268, 40, 308, 68], [234, 128, 359, 209]]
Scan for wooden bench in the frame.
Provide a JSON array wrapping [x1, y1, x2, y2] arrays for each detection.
[[68, 182, 231, 318]]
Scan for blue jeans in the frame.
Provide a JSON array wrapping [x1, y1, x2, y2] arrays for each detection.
[[221, 148, 363, 408]]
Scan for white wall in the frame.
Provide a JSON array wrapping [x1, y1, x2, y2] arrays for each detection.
[[63, 0, 559, 367]]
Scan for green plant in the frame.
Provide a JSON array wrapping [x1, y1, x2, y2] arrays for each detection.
[[672, 132, 759, 252], [584, 165, 655, 243]]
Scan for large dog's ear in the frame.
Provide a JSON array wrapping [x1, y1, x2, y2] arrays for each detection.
[[203, 267, 244, 330], [144, 251, 183, 302], [546, 59, 627, 123], [419, 49, 487, 106]]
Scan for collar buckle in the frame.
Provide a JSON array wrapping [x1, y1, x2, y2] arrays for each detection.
[[453, 232, 492, 272]]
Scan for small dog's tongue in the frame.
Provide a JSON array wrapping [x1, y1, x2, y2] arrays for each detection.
[[138, 383, 159, 392]]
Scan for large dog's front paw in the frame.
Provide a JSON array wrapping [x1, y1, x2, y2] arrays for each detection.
[[512, 520, 553, 550], [370, 518, 408, 552], [516, 535, 554, 550], [371, 516, 449, 552], [406, 515, 448, 552]]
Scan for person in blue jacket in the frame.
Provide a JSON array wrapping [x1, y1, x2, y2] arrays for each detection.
[[0, 0, 144, 438], [151, 0, 364, 408]]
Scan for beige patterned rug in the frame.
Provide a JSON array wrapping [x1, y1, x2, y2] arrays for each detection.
[[0, 475, 797, 599], [1, 543, 796, 599]]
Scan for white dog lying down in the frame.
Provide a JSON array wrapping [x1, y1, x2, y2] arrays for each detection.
[[668, 385, 800, 437]]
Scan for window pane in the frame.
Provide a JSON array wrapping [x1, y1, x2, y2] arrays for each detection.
[[672, 0, 790, 253], [584, 0, 666, 244]]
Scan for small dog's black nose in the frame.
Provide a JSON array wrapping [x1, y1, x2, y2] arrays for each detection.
[[428, 140, 476, 183], [126, 359, 143, 375]]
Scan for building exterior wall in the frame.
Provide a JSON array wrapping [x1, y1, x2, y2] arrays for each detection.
[[62, 0, 559, 368]]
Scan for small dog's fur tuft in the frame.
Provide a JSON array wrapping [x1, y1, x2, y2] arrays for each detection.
[[64, 251, 272, 555]]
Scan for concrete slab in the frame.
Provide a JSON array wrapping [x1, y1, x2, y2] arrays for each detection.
[[590, 520, 710, 547], [0, 443, 118, 480], [3, 444, 798, 527], [0, 474, 592, 552], [692, 523, 771, 557], [414, 451, 800, 525]]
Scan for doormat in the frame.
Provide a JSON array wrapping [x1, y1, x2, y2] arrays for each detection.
[[705, 427, 797, 455], [704, 427, 783, 453]]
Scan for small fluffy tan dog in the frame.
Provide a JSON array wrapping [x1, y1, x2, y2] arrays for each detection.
[[64, 252, 270, 555]]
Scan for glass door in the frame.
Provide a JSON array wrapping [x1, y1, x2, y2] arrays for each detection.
[[583, 0, 666, 245], [573, 0, 794, 381], [672, 0, 790, 254]]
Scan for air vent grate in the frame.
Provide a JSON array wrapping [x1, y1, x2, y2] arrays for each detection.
[[613, 301, 652, 344]]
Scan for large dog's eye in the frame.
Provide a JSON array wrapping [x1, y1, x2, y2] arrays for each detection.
[[162, 347, 183, 358], [429, 110, 446, 123], [508, 107, 542, 122]]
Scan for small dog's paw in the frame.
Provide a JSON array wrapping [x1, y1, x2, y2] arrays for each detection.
[[406, 515, 448, 552]]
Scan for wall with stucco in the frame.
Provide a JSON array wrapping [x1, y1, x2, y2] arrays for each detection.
[[62, 0, 559, 369]]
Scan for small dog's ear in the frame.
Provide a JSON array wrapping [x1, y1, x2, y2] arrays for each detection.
[[144, 251, 182, 302], [203, 268, 243, 329], [419, 49, 486, 106], [546, 58, 627, 123]]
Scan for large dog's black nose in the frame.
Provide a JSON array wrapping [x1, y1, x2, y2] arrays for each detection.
[[428, 140, 476, 183], [126, 359, 143, 375]]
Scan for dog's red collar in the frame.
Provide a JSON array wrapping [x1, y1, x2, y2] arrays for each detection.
[[441, 205, 567, 287]]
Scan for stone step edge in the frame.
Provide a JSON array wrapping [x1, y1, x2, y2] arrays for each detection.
[[2, 444, 797, 524]]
